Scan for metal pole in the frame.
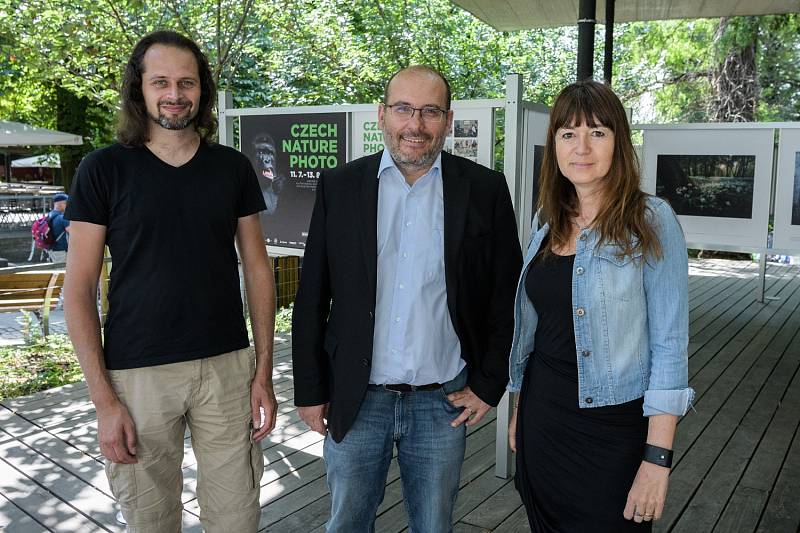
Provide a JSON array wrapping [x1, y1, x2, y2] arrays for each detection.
[[756, 251, 767, 303], [603, 0, 615, 84], [577, 0, 597, 80]]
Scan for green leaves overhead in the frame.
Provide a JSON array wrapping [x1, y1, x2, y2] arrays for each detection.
[[1, 1, 798, 155]]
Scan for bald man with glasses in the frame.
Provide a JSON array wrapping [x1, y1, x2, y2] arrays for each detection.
[[292, 65, 522, 532]]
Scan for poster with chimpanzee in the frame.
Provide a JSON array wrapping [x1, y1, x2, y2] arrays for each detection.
[[240, 112, 347, 249]]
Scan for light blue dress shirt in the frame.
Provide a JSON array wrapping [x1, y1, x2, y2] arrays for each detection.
[[370, 150, 465, 385]]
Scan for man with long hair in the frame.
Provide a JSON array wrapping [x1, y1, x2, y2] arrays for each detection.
[[63, 31, 276, 532]]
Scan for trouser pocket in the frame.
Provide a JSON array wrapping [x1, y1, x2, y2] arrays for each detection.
[[249, 438, 264, 490], [105, 460, 138, 505]]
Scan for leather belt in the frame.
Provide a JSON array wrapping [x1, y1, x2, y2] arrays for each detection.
[[369, 383, 442, 392]]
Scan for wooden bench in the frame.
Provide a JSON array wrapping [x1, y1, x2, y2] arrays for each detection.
[[0, 270, 64, 336]]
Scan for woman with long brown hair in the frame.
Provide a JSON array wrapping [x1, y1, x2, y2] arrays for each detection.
[[507, 80, 694, 531]]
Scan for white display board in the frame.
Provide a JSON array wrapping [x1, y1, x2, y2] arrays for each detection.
[[773, 128, 800, 251], [642, 127, 774, 249], [519, 104, 549, 247], [351, 102, 495, 169]]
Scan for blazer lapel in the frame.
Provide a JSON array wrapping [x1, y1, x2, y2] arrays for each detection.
[[357, 152, 381, 306], [442, 152, 470, 322]]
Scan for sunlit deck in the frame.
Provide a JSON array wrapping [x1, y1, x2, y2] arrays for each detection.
[[1, 258, 799, 532]]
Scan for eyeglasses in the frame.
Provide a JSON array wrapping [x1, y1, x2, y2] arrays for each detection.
[[385, 104, 448, 123]]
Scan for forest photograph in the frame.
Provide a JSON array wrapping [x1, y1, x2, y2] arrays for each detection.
[[656, 154, 756, 219]]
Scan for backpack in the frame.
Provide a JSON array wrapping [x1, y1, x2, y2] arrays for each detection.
[[32, 213, 56, 250]]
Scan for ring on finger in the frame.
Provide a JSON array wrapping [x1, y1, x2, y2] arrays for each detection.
[[465, 407, 473, 415]]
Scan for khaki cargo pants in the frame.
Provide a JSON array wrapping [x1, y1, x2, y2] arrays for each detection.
[[105, 347, 264, 532]]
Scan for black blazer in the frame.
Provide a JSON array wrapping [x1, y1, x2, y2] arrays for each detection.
[[292, 151, 523, 442]]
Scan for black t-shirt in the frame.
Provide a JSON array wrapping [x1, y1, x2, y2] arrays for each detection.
[[66, 141, 266, 370]]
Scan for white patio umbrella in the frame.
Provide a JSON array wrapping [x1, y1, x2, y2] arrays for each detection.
[[0, 121, 82, 147], [11, 153, 61, 168]]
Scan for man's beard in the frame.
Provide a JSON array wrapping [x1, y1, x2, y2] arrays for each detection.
[[385, 129, 446, 170], [150, 112, 195, 130], [149, 99, 196, 130]]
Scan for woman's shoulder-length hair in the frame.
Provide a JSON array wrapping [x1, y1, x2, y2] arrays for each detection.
[[537, 80, 662, 261]]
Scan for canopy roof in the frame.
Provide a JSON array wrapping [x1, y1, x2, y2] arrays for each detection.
[[0, 121, 82, 147], [11, 153, 60, 168], [452, 0, 800, 31]]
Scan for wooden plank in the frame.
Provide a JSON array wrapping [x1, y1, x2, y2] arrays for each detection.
[[688, 264, 790, 359], [459, 479, 520, 530], [1, 381, 87, 410], [714, 341, 800, 532], [0, 407, 42, 441], [684, 268, 798, 410], [688, 264, 748, 311], [687, 263, 782, 338], [713, 486, 769, 533], [453, 523, 488, 533], [756, 424, 800, 532], [656, 274, 800, 530], [675, 272, 800, 464], [0, 456, 110, 532], [2, 385, 90, 415], [689, 263, 788, 336], [670, 305, 800, 532], [449, 462, 510, 529], [492, 505, 531, 533], [0, 493, 43, 532], [0, 274, 58, 287], [678, 272, 800, 452]]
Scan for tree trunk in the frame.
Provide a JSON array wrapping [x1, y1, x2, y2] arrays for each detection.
[[708, 17, 759, 122], [56, 86, 91, 191]]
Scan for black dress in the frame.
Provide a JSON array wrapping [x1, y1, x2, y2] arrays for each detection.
[[515, 249, 651, 532]]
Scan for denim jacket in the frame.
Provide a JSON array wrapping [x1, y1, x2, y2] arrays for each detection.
[[507, 196, 695, 416]]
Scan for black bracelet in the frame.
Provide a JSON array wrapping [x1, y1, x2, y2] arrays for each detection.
[[643, 443, 673, 468]]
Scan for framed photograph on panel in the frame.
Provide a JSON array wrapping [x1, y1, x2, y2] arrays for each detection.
[[641, 127, 774, 249], [772, 128, 800, 252]]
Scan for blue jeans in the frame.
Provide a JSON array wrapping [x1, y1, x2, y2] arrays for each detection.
[[323, 368, 468, 533]]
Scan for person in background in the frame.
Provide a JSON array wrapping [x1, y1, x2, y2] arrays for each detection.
[[507, 80, 694, 532], [48, 192, 70, 264]]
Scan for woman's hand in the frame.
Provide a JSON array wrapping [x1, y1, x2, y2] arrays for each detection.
[[508, 405, 518, 452], [623, 461, 670, 522]]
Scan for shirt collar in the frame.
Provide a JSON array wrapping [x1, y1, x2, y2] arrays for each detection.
[[377, 149, 442, 180]]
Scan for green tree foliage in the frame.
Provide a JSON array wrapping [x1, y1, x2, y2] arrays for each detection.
[[613, 15, 800, 122], [1, 1, 798, 167]]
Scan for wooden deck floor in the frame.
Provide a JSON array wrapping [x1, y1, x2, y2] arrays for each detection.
[[1, 258, 799, 532]]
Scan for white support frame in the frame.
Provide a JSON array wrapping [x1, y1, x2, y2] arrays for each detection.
[[495, 74, 523, 479]]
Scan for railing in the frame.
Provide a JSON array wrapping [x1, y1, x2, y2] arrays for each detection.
[[0, 195, 51, 233]]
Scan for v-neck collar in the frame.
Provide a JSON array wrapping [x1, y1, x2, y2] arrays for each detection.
[[143, 140, 204, 170]]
